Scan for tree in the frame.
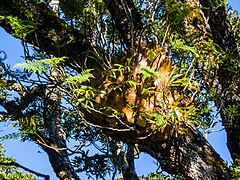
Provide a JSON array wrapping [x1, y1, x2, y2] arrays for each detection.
[[0, 0, 239, 179]]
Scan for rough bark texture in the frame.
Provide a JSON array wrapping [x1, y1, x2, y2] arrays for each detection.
[[0, 0, 238, 179], [42, 90, 79, 180], [109, 142, 140, 180]]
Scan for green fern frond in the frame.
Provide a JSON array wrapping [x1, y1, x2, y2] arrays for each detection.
[[14, 60, 47, 73], [40, 57, 67, 66], [64, 69, 94, 85], [14, 57, 67, 73], [0, 132, 21, 141]]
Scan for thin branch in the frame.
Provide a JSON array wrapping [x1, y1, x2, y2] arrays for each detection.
[[0, 123, 13, 133], [82, 105, 135, 131], [203, 106, 222, 139], [0, 161, 50, 180]]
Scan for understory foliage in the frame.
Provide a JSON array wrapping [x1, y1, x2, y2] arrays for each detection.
[[0, 144, 35, 180], [0, 0, 239, 179]]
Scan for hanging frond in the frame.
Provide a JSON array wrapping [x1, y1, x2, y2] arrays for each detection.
[[14, 57, 67, 73]]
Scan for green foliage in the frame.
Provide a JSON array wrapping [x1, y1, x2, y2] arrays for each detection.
[[229, 10, 240, 54], [72, 153, 112, 179], [125, 80, 138, 89], [163, 0, 193, 34], [223, 105, 240, 127], [231, 158, 240, 178], [150, 112, 169, 127], [61, 0, 108, 29], [18, 116, 38, 135], [0, 0, 239, 179], [0, 16, 36, 39], [172, 39, 197, 55], [170, 75, 199, 92], [105, 63, 137, 91], [14, 57, 67, 73], [0, 145, 35, 180], [74, 85, 97, 107], [209, 0, 227, 9], [64, 69, 97, 107], [0, 132, 21, 141], [106, 64, 129, 79], [141, 66, 162, 79], [141, 172, 185, 180], [64, 69, 94, 85], [141, 172, 169, 180]]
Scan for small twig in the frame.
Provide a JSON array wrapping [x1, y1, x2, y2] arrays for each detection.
[[0, 123, 13, 133], [67, 141, 89, 155], [137, 129, 155, 140], [82, 116, 133, 132], [204, 106, 222, 138], [183, 69, 195, 92], [36, 138, 88, 154], [84, 105, 134, 130], [161, 24, 170, 47]]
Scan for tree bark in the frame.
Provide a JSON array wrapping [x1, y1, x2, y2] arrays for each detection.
[[0, 84, 79, 179], [198, 0, 240, 160], [41, 97, 80, 180], [109, 141, 140, 180], [0, 0, 94, 71], [0, 71, 79, 178], [138, 125, 228, 179]]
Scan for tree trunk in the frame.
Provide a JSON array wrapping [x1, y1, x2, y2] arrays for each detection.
[[41, 98, 79, 180], [109, 142, 140, 180], [198, 0, 240, 160], [138, 126, 228, 179], [38, 67, 80, 179], [103, 0, 143, 49]]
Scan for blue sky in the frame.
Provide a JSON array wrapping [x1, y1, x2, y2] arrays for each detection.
[[0, 1, 239, 179]]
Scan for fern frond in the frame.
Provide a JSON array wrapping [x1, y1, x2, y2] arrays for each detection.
[[14, 60, 47, 73], [14, 57, 67, 73], [64, 69, 94, 85]]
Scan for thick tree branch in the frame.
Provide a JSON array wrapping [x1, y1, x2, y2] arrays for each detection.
[[0, 79, 79, 179], [199, 0, 238, 53], [138, 125, 229, 179], [0, 0, 95, 70], [39, 70, 80, 179], [104, 0, 144, 50], [84, 110, 229, 179]]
